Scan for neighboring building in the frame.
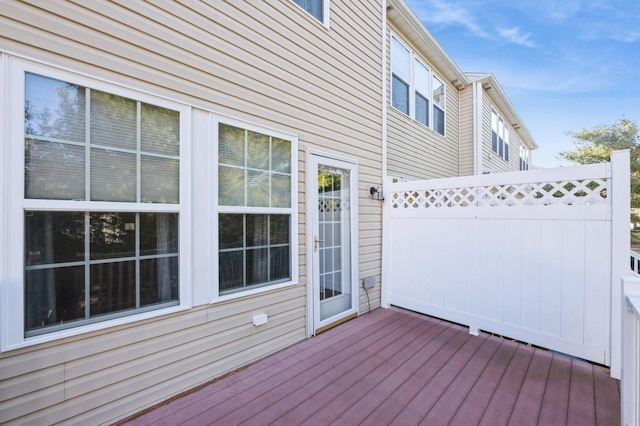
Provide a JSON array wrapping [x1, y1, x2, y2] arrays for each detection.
[[460, 73, 537, 175], [385, 0, 536, 182], [0, 0, 540, 424], [0, 1, 384, 424], [385, 0, 468, 181]]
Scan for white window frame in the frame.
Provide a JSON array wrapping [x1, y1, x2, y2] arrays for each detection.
[[211, 116, 298, 303], [1, 58, 192, 351], [291, 0, 330, 28], [390, 34, 446, 136], [519, 144, 530, 171], [491, 108, 510, 162]]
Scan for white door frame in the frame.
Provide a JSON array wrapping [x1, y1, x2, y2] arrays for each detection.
[[306, 149, 359, 337]]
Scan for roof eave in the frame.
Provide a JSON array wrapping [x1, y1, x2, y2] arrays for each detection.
[[468, 73, 538, 150], [387, 0, 469, 90]]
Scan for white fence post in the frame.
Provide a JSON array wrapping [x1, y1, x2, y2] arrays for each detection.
[[381, 176, 393, 308], [622, 276, 640, 426], [611, 150, 631, 379]]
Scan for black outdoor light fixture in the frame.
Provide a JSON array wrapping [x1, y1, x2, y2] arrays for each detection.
[[369, 186, 384, 201]]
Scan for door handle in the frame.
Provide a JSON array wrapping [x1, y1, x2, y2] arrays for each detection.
[[314, 235, 325, 252]]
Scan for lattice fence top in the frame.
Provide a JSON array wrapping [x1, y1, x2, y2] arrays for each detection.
[[391, 178, 608, 209]]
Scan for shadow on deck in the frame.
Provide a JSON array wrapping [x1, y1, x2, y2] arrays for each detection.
[[121, 307, 620, 425]]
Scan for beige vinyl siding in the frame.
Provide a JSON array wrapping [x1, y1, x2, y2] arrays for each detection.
[[0, 0, 383, 424], [385, 27, 461, 180], [458, 85, 475, 176]]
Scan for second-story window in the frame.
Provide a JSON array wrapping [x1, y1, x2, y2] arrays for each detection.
[[391, 35, 446, 136], [391, 36, 410, 115], [432, 75, 445, 135], [491, 109, 509, 161], [519, 145, 530, 170], [415, 61, 429, 126], [292, 0, 328, 25]]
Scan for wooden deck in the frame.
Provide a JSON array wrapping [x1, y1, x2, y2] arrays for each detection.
[[120, 307, 620, 425]]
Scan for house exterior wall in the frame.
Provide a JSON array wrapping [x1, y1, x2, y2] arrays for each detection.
[[385, 24, 461, 181], [481, 90, 529, 174], [0, 1, 383, 424], [458, 85, 475, 176]]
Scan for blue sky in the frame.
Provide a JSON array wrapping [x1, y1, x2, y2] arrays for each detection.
[[404, 0, 640, 168]]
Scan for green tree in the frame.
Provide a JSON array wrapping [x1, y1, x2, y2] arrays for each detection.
[[558, 118, 640, 208]]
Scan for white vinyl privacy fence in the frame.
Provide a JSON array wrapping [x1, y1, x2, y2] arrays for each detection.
[[382, 151, 630, 379]]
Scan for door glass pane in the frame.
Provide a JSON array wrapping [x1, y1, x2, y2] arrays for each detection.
[[318, 164, 352, 322]]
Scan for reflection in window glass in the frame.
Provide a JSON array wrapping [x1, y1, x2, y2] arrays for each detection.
[[491, 109, 510, 161], [218, 214, 290, 294], [391, 37, 410, 82], [21, 70, 183, 338], [416, 93, 429, 127], [432, 76, 444, 107], [24, 211, 179, 335], [24, 72, 180, 204], [392, 76, 409, 115], [218, 124, 291, 209], [293, 0, 324, 22]]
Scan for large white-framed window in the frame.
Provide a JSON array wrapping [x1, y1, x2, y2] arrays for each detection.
[[215, 118, 298, 299], [291, 0, 330, 27], [390, 34, 446, 136], [2, 58, 191, 351], [491, 109, 509, 161]]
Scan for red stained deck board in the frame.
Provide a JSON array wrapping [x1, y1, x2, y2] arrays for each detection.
[[538, 353, 573, 425], [120, 307, 620, 426], [509, 348, 553, 425]]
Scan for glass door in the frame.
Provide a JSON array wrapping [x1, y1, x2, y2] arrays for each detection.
[[308, 154, 358, 333]]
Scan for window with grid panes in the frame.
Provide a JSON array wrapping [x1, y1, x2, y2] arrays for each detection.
[[21, 70, 185, 337], [217, 123, 294, 295], [391, 35, 446, 136]]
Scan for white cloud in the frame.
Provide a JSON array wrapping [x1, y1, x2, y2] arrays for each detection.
[[411, 0, 492, 38], [546, 0, 582, 20], [497, 27, 536, 47]]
